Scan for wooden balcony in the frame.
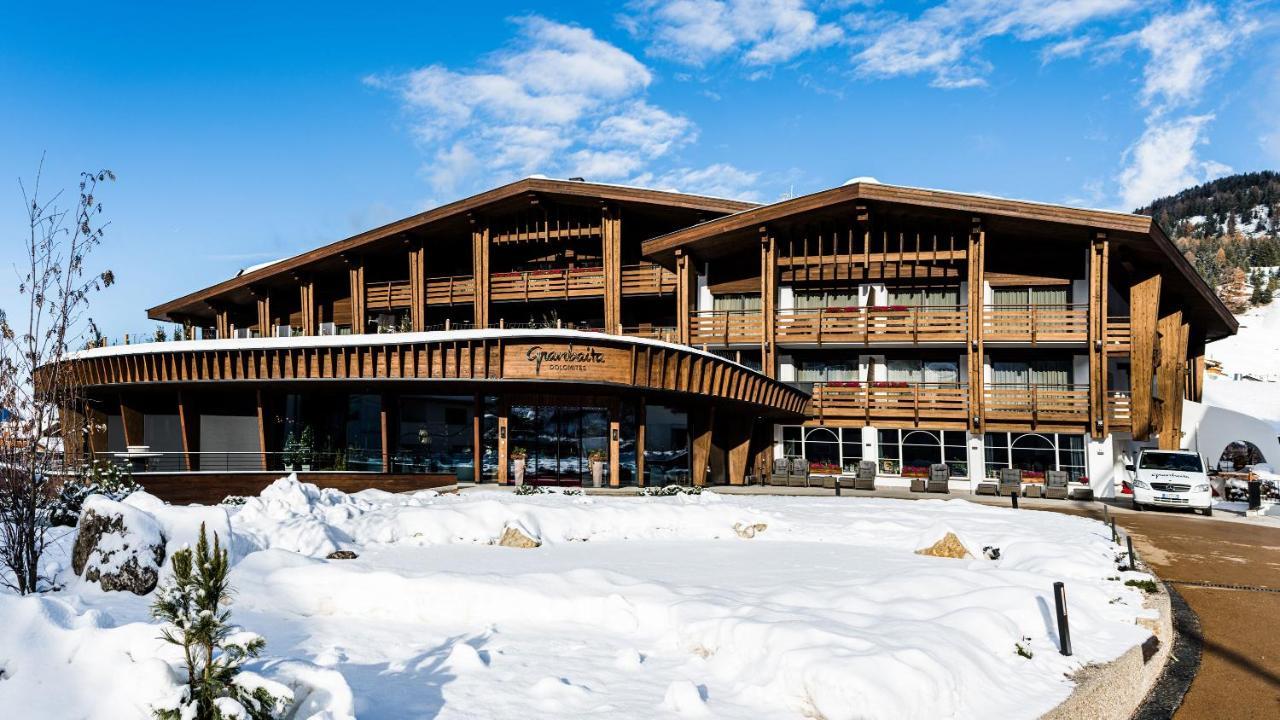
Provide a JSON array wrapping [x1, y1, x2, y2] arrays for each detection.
[[775, 306, 967, 345], [1105, 317, 1131, 353], [621, 263, 677, 296], [809, 382, 968, 424], [984, 384, 1089, 424], [366, 280, 411, 311], [623, 325, 679, 343], [490, 267, 605, 301], [1107, 391, 1132, 431], [689, 310, 765, 346], [983, 305, 1088, 343], [425, 275, 476, 306]]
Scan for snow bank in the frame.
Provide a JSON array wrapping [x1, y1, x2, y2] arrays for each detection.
[[5, 478, 1156, 719]]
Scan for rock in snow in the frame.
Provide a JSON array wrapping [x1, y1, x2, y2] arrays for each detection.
[[72, 497, 166, 594], [915, 531, 974, 560], [498, 523, 541, 548]]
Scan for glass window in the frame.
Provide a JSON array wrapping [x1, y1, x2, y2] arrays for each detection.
[[992, 286, 1069, 306], [395, 395, 474, 476], [782, 426, 803, 457], [645, 405, 690, 485], [794, 289, 859, 309], [841, 428, 862, 472], [797, 360, 857, 382], [887, 287, 960, 307], [345, 394, 383, 470], [1138, 452, 1202, 472], [984, 432, 1087, 481], [712, 293, 761, 312]]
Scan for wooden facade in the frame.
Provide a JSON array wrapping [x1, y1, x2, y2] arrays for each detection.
[[56, 178, 1235, 496]]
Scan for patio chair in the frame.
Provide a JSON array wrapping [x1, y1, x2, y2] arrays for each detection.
[[769, 458, 791, 486], [1044, 470, 1069, 500], [927, 463, 951, 493], [855, 460, 877, 491], [998, 468, 1023, 497], [788, 457, 810, 487]]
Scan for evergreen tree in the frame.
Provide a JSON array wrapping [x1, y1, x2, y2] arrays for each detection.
[[151, 524, 288, 720]]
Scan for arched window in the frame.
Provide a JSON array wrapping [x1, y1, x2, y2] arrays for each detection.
[[803, 427, 841, 466], [901, 430, 942, 471], [1011, 433, 1056, 474]]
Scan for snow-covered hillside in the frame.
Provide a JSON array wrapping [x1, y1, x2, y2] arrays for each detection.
[[1204, 300, 1280, 431], [0, 479, 1157, 720]]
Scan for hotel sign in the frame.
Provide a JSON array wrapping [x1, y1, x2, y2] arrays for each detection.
[[525, 344, 606, 374], [504, 342, 628, 383]]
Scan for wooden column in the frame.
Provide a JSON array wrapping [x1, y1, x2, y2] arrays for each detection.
[[408, 240, 426, 332], [726, 416, 753, 486], [120, 395, 143, 448], [675, 250, 695, 345], [379, 392, 392, 472], [608, 398, 621, 487], [1188, 332, 1206, 403], [177, 391, 199, 471], [1088, 231, 1109, 439], [346, 255, 366, 334], [213, 305, 231, 339], [760, 227, 778, 378], [689, 405, 714, 488], [1156, 311, 1189, 450], [496, 399, 509, 484], [298, 277, 316, 336], [1128, 275, 1161, 440], [966, 217, 985, 432], [635, 399, 646, 487], [602, 205, 622, 334], [472, 393, 484, 484], [255, 390, 268, 471], [471, 218, 490, 328], [85, 403, 107, 456], [254, 289, 272, 338]]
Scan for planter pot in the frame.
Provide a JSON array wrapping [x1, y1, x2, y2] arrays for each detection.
[[284, 464, 295, 472], [513, 458, 526, 486], [301, 464, 311, 472], [591, 460, 604, 488]]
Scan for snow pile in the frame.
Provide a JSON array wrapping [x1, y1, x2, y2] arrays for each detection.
[[3, 478, 1157, 719], [1205, 300, 1280, 431]]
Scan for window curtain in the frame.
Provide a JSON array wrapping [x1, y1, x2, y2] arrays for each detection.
[[1030, 286, 1069, 306], [794, 290, 858, 309], [992, 360, 1070, 387], [993, 286, 1068, 306], [797, 361, 857, 382], [712, 293, 761, 312], [887, 287, 959, 307]]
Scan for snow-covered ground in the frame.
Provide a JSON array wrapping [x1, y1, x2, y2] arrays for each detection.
[[1205, 300, 1280, 431], [1, 479, 1157, 720]]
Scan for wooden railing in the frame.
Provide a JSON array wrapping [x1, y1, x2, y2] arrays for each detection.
[[1107, 391, 1132, 430], [775, 306, 967, 344], [809, 382, 968, 423], [690, 310, 765, 346], [983, 305, 1088, 343], [620, 263, 677, 296], [984, 384, 1090, 423], [623, 325, 679, 343], [1105, 317, 1132, 352], [366, 280, 411, 310], [490, 267, 605, 301], [425, 275, 476, 305]]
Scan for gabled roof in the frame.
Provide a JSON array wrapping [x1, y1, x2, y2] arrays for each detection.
[[148, 177, 757, 321]]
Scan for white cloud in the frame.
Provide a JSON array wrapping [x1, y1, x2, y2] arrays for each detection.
[[631, 0, 843, 66], [1131, 2, 1256, 110], [633, 163, 763, 200], [1116, 115, 1231, 210], [847, 0, 1139, 88]]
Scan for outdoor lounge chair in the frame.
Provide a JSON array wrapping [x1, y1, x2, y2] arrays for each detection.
[[1044, 470, 1069, 500], [855, 460, 876, 491], [927, 464, 951, 493], [788, 457, 810, 487], [770, 458, 791, 486], [998, 468, 1023, 497]]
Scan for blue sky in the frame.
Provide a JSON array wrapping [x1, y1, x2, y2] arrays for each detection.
[[2, 1, 1277, 338]]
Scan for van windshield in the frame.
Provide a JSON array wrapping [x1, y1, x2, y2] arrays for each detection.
[[1139, 453, 1203, 472]]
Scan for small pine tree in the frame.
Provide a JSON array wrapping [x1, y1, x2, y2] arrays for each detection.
[[153, 325, 168, 343], [151, 524, 287, 720]]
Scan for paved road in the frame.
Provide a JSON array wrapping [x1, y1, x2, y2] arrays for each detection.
[[1058, 503, 1280, 719]]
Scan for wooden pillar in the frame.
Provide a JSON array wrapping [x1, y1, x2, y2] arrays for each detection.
[[471, 218, 490, 328], [298, 277, 316, 336], [689, 405, 714, 487], [602, 205, 622, 334], [255, 390, 268, 471], [1188, 332, 1206, 403], [177, 391, 199, 471], [379, 392, 392, 472], [635, 399, 646, 487], [1156, 310, 1186, 450], [1088, 231, 1109, 439], [966, 217, 985, 432], [408, 240, 426, 332], [120, 395, 143, 448], [749, 423, 774, 486], [1128, 275, 1161, 440], [760, 227, 778, 378], [346, 255, 366, 334], [608, 398, 621, 487], [472, 393, 484, 484], [496, 399, 509, 484], [675, 250, 695, 345], [254, 289, 271, 338], [726, 415, 752, 486], [213, 305, 230, 339]]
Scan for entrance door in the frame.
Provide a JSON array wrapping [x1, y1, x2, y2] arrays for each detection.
[[510, 404, 609, 486]]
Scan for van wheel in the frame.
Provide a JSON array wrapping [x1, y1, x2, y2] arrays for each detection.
[[1201, 507, 1213, 517], [1132, 500, 1143, 511]]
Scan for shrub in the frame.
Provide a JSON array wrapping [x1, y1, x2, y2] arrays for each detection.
[[1125, 579, 1159, 594], [49, 460, 140, 526], [640, 484, 702, 496]]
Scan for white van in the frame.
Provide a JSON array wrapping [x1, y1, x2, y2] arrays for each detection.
[[1126, 449, 1214, 516]]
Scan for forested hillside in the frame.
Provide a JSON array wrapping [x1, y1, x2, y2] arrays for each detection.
[[1136, 172, 1280, 311]]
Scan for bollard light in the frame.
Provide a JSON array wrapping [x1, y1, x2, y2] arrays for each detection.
[[834, 476, 841, 497], [1053, 581, 1072, 656], [1011, 492, 1019, 510]]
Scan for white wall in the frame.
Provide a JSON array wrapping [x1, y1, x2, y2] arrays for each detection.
[[696, 264, 712, 312], [1181, 399, 1280, 467]]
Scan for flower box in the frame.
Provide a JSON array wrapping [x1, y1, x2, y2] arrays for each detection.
[[824, 306, 860, 313], [902, 465, 930, 478], [1022, 470, 1045, 480], [826, 381, 862, 388], [809, 462, 840, 475], [867, 305, 910, 312], [871, 381, 909, 388]]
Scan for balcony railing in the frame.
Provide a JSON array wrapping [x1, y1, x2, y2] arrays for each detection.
[[366, 280, 412, 311], [689, 310, 765, 346], [808, 382, 969, 423], [776, 305, 967, 345], [620, 263, 677, 296], [623, 324, 679, 343], [1105, 317, 1132, 352], [1107, 390, 1132, 430], [983, 304, 1088, 343], [425, 274, 477, 305], [984, 384, 1090, 422]]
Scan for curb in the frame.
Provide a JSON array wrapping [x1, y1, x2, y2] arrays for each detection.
[[1131, 583, 1203, 720]]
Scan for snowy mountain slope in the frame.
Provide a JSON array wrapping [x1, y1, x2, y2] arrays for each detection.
[[1204, 300, 1280, 431]]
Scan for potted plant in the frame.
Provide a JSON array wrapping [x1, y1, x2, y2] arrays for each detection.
[[298, 426, 315, 472], [588, 448, 607, 488], [510, 446, 527, 486], [283, 431, 298, 472]]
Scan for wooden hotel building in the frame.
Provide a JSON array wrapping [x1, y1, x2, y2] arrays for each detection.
[[56, 178, 1237, 502]]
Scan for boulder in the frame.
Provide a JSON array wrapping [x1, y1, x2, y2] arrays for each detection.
[[72, 499, 167, 594], [732, 522, 768, 539], [326, 550, 359, 560], [914, 531, 973, 560], [498, 525, 541, 549]]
